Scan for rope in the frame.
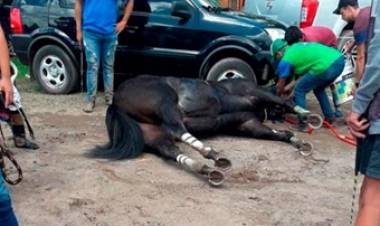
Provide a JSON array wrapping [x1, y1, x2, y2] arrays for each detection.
[[350, 175, 359, 225], [323, 120, 356, 146]]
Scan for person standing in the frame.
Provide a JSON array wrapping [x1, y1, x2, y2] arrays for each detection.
[[334, 0, 371, 87], [0, 24, 18, 226], [346, 0, 380, 225], [75, 0, 134, 113]]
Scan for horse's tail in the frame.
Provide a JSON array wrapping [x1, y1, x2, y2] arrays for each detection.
[[88, 105, 145, 159]]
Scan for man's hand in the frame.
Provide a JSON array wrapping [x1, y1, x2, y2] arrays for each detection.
[[342, 40, 355, 55], [346, 111, 369, 139], [0, 78, 13, 107], [116, 20, 127, 34]]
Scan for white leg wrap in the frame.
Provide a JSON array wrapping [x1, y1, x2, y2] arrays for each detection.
[[176, 154, 196, 169], [181, 133, 192, 141], [290, 136, 301, 144], [181, 133, 205, 150]]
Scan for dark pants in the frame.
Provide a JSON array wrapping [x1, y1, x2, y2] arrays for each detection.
[[0, 177, 18, 226], [294, 56, 345, 121]]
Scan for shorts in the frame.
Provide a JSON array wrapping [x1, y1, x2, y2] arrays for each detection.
[[356, 134, 380, 179]]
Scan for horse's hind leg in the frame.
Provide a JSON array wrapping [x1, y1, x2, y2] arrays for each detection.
[[142, 125, 225, 186], [158, 103, 232, 170]]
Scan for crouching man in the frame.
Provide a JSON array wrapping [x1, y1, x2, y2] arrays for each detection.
[[271, 39, 345, 132]]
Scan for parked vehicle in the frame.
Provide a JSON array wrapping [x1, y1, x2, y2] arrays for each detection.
[[6, 0, 286, 94]]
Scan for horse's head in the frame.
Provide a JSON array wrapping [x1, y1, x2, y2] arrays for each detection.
[[261, 98, 296, 122]]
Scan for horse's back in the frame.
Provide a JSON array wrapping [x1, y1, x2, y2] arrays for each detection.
[[114, 75, 179, 123]]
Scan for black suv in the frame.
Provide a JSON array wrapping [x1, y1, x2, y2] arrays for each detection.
[[6, 0, 285, 94]]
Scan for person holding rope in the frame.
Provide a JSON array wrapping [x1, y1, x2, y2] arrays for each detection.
[[346, 0, 380, 225], [0, 24, 18, 226]]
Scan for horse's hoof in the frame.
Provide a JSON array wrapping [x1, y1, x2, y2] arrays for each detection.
[[215, 157, 232, 171], [208, 170, 225, 187], [298, 142, 313, 157], [307, 113, 323, 129]]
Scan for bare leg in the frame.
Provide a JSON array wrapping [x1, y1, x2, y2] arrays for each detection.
[[356, 176, 380, 226]]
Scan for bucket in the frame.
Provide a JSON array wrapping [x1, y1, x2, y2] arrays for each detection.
[[331, 56, 355, 106]]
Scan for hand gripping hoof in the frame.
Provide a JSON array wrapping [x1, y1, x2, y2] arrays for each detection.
[[208, 170, 225, 187], [306, 113, 323, 130], [298, 142, 313, 157], [214, 157, 232, 171]]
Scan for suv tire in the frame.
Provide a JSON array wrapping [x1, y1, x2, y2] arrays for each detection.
[[206, 57, 257, 83], [32, 45, 78, 94]]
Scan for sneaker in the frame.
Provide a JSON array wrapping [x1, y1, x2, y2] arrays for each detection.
[[14, 137, 39, 150], [83, 101, 95, 113]]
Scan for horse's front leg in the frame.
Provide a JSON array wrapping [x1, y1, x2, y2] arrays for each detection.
[[237, 117, 313, 156], [253, 89, 323, 128]]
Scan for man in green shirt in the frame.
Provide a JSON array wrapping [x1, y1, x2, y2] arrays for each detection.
[[272, 39, 345, 131]]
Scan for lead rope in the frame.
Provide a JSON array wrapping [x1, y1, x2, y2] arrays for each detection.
[[350, 175, 359, 225]]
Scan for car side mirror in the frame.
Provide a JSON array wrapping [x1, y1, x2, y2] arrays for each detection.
[[171, 1, 192, 22]]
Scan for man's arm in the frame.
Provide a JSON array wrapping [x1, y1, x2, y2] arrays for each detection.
[[276, 78, 286, 96], [355, 43, 366, 83], [0, 26, 13, 107], [348, 20, 380, 138], [116, 0, 134, 34], [275, 60, 292, 96], [75, 0, 83, 45]]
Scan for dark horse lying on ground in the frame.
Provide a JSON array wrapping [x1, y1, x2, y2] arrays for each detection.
[[90, 75, 317, 186]]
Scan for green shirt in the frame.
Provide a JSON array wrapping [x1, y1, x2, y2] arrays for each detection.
[[279, 42, 343, 78]]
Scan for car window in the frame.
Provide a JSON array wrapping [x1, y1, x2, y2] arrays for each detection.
[[58, 0, 75, 8], [20, 0, 48, 6]]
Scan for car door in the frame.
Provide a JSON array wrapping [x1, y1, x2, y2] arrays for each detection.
[[116, 0, 201, 77], [49, 0, 76, 42]]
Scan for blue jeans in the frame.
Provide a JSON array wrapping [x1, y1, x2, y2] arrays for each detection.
[[0, 176, 18, 226], [294, 56, 345, 120], [83, 30, 118, 102]]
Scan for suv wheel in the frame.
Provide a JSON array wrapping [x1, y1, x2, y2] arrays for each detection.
[[206, 57, 257, 84], [32, 45, 78, 94]]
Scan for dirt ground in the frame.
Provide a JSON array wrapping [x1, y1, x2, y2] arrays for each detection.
[[3, 81, 359, 226]]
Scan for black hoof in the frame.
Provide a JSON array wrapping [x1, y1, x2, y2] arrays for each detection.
[[208, 170, 225, 187], [215, 157, 232, 171]]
